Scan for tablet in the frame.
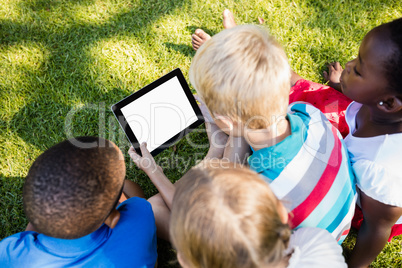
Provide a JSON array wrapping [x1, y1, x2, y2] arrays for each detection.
[[111, 68, 204, 156]]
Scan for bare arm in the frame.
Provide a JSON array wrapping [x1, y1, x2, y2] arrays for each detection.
[[194, 94, 229, 159], [347, 191, 402, 267], [223, 135, 251, 165], [118, 179, 146, 204], [129, 144, 175, 210], [290, 70, 302, 87]]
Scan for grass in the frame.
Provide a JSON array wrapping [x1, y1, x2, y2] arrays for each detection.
[[0, 0, 401, 267]]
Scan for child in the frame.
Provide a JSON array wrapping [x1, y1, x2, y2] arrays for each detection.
[[170, 160, 347, 267], [189, 24, 356, 244], [0, 137, 157, 267], [192, 9, 352, 138], [323, 18, 402, 267]]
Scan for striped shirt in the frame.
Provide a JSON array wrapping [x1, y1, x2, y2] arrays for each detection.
[[248, 102, 356, 244]]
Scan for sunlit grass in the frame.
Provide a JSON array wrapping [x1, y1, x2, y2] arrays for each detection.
[[1, 0, 402, 267]]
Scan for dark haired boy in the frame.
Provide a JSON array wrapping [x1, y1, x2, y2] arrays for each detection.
[[0, 137, 157, 267]]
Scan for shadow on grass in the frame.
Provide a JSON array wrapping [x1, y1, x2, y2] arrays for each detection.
[[11, 101, 72, 151], [162, 25, 219, 58], [4, 0, 394, 150], [157, 239, 180, 268], [9, 85, 131, 151], [186, 25, 217, 37], [22, 0, 97, 11], [2, 0, 188, 150], [163, 42, 195, 58], [0, 175, 26, 239]]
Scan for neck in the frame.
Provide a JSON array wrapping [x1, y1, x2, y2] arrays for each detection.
[[246, 118, 291, 150], [360, 105, 402, 136]]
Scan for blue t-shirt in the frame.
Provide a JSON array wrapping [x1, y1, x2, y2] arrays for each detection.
[[0, 197, 157, 267]]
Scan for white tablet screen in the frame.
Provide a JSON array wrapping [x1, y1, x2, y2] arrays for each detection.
[[120, 76, 198, 152]]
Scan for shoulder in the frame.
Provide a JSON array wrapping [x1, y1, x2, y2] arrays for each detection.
[[0, 231, 36, 248], [344, 102, 361, 131], [118, 196, 153, 213], [353, 135, 402, 207], [286, 228, 347, 268], [288, 102, 337, 137], [0, 232, 38, 265], [288, 102, 324, 121], [287, 102, 346, 160], [102, 197, 157, 267], [114, 197, 156, 243], [117, 197, 155, 226]]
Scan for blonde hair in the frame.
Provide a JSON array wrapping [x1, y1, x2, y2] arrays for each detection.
[[189, 25, 291, 129], [170, 160, 291, 268]]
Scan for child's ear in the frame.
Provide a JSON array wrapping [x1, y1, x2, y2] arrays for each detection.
[[378, 96, 402, 113], [104, 209, 120, 229], [214, 113, 244, 136], [177, 252, 189, 268], [214, 113, 233, 129]]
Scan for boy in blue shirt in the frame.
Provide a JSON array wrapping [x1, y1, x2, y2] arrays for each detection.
[[0, 136, 157, 267]]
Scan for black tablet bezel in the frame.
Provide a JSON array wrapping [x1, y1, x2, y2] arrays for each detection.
[[111, 68, 204, 157]]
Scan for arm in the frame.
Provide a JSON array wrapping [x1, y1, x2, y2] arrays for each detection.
[[291, 70, 303, 87], [223, 135, 251, 165], [347, 191, 402, 268], [194, 94, 229, 159], [194, 95, 251, 163], [118, 180, 146, 204], [129, 143, 175, 210]]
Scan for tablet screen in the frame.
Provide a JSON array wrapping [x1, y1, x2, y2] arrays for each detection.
[[120, 76, 198, 153], [112, 68, 204, 156]]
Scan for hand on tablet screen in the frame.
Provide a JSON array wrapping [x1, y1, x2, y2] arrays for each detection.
[[129, 143, 161, 174]]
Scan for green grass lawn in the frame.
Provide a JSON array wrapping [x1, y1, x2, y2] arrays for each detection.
[[1, 0, 401, 267]]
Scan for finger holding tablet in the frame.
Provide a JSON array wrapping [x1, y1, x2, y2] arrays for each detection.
[[129, 143, 161, 175]]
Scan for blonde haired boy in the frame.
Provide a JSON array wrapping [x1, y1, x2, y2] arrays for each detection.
[[190, 25, 356, 244], [190, 25, 290, 131]]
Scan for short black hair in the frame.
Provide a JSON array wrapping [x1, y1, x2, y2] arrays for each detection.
[[381, 18, 402, 95], [23, 137, 125, 239]]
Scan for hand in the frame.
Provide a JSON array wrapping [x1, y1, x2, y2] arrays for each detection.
[[128, 143, 161, 174], [323, 62, 343, 91]]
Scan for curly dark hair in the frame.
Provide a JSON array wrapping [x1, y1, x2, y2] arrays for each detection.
[[381, 18, 402, 95], [23, 137, 125, 239]]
